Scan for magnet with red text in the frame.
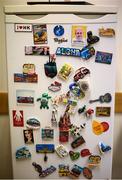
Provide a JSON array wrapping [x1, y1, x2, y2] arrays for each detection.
[[13, 110, 24, 127]]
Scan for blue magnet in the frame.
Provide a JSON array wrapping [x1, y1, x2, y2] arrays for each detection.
[[54, 25, 64, 37]]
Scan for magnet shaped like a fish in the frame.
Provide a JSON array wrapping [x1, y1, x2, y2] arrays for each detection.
[[26, 118, 40, 129]]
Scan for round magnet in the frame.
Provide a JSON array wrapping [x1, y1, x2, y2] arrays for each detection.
[[54, 25, 64, 37], [101, 122, 109, 132]]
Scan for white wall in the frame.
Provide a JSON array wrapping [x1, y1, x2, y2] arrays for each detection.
[[0, 0, 122, 179]]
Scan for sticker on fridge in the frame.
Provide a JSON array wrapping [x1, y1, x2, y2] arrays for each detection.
[[71, 25, 87, 47], [33, 24, 48, 44]]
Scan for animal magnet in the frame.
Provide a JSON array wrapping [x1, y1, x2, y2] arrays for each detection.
[[87, 31, 100, 44], [37, 93, 51, 109]]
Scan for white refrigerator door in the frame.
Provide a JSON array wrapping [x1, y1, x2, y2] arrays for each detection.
[[5, 14, 117, 179]]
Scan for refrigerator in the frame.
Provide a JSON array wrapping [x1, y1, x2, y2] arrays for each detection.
[[5, 12, 117, 179]]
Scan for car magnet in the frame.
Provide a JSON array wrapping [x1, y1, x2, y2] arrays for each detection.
[[33, 24, 47, 44], [99, 28, 115, 37], [96, 107, 111, 117], [98, 142, 111, 154], [13, 110, 24, 127], [71, 136, 85, 149], [69, 150, 80, 161], [83, 167, 93, 179], [23, 129, 34, 144], [54, 25, 64, 36], [95, 51, 113, 64], [37, 93, 51, 109], [26, 118, 40, 129], [16, 146, 31, 159], [55, 145, 68, 158], [87, 31, 100, 45], [81, 149, 91, 157], [58, 164, 69, 176], [89, 93, 112, 103]]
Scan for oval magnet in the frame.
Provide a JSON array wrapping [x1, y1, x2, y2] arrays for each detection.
[[101, 122, 109, 132], [83, 167, 93, 179]]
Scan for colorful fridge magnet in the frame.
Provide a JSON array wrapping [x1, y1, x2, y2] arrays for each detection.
[[101, 121, 109, 132], [39, 166, 56, 178], [16, 146, 31, 159], [88, 155, 101, 168], [41, 127, 54, 140], [54, 25, 64, 36], [55, 145, 68, 158], [69, 164, 83, 179], [59, 112, 71, 131], [85, 108, 94, 118], [89, 93, 112, 104], [44, 54, 57, 78], [92, 120, 109, 135], [98, 142, 111, 155], [81, 149, 91, 157], [14, 24, 32, 32], [95, 51, 113, 64], [25, 46, 49, 55], [58, 164, 69, 176], [71, 25, 87, 47], [74, 67, 90, 82], [58, 63, 73, 80], [36, 144, 55, 162], [69, 150, 80, 161], [83, 167, 93, 179], [51, 105, 58, 127], [33, 24, 47, 44], [59, 130, 69, 142], [96, 107, 111, 117], [16, 90, 35, 105], [37, 93, 51, 109], [87, 31, 100, 45], [54, 38, 68, 44], [56, 47, 81, 57], [69, 82, 85, 99], [48, 81, 62, 92], [13, 110, 24, 127], [78, 80, 90, 92], [80, 45, 95, 60], [69, 124, 86, 138], [32, 162, 42, 174], [23, 129, 34, 144], [71, 136, 85, 149], [26, 118, 40, 129], [99, 28, 115, 37]]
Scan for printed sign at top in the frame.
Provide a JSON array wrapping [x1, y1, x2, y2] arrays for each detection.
[[15, 24, 32, 32]]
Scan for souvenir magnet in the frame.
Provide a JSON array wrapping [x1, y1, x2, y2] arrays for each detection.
[[101, 122, 109, 132], [92, 120, 104, 135], [69, 164, 83, 178], [37, 93, 51, 109], [54, 25, 64, 36], [87, 31, 100, 45], [25, 46, 49, 55], [99, 28, 115, 37], [74, 67, 90, 82], [58, 164, 69, 176], [51, 105, 58, 127], [14, 73, 38, 83], [78, 80, 89, 92], [89, 93, 112, 104], [13, 110, 24, 127], [16, 146, 31, 159], [32, 162, 42, 174], [55, 145, 68, 158], [80, 45, 95, 60], [59, 130, 69, 142], [78, 105, 86, 114], [85, 108, 94, 118], [70, 124, 86, 138], [58, 63, 73, 80], [26, 118, 40, 129], [83, 167, 93, 179], [48, 81, 62, 92], [69, 150, 80, 161], [98, 142, 111, 154], [39, 166, 56, 177], [69, 82, 85, 99], [33, 24, 47, 44], [23, 129, 34, 144], [88, 155, 101, 168], [81, 149, 91, 157], [15, 24, 32, 32], [96, 107, 111, 117], [16, 90, 35, 105], [59, 112, 71, 131], [41, 127, 54, 140], [71, 136, 85, 149], [56, 47, 81, 57], [95, 51, 113, 64]]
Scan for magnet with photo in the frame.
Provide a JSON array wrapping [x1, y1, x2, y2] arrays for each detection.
[[41, 127, 54, 140], [26, 118, 41, 129], [13, 110, 24, 127], [16, 146, 31, 159], [58, 164, 69, 177], [33, 24, 47, 44], [96, 107, 111, 117], [25, 46, 49, 56], [16, 90, 35, 105], [23, 129, 34, 144], [95, 51, 113, 64]]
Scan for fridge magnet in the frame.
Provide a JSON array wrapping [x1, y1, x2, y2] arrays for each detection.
[[78, 80, 90, 92], [95, 51, 113, 64], [99, 28, 115, 37], [98, 142, 111, 155], [88, 155, 101, 168], [81, 149, 91, 157], [96, 107, 111, 117], [58, 164, 69, 176], [80, 45, 95, 60], [33, 24, 47, 44], [87, 31, 100, 45], [78, 105, 86, 114], [92, 120, 109, 135], [89, 93, 112, 104], [16, 146, 31, 159], [32, 162, 42, 174], [59, 130, 69, 142], [69, 150, 80, 161], [58, 63, 73, 80], [48, 81, 62, 92], [23, 63, 35, 74], [44, 54, 57, 78], [26, 118, 40, 129], [101, 121, 109, 132], [83, 167, 93, 179], [74, 67, 90, 82], [37, 93, 51, 109], [54, 25, 64, 37], [41, 127, 54, 140], [71, 136, 85, 149], [25, 46, 49, 55], [16, 90, 35, 105], [64, 104, 76, 115], [56, 47, 81, 57], [69, 82, 85, 99], [85, 108, 94, 118], [71, 25, 87, 46], [13, 110, 24, 127], [54, 37, 68, 44], [69, 124, 86, 138], [39, 165, 56, 178], [69, 164, 83, 179], [36, 144, 55, 162], [51, 105, 58, 127], [55, 145, 68, 158], [59, 112, 71, 131], [14, 24, 32, 32], [23, 129, 34, 144]]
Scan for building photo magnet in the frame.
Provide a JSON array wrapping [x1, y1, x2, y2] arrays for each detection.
[[16, 90, 35, 105]]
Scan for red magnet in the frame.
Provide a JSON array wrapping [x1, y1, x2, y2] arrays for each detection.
[[81, 149, 91, 157], [101, 122, 109, 132]]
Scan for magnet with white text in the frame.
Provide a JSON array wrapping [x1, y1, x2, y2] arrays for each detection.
[[13, 110, 24, 127], [33, 24, 47, 44], [54, 25, 64, 37], [95, 51, 113, 64]]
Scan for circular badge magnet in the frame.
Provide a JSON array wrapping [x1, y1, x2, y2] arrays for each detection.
[[101, 122, 109, 132], [54, 25, 64, 37]]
